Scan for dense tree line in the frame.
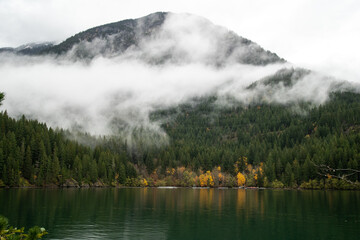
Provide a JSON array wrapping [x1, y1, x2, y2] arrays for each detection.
[[1, 90, 360, 189], [0, 92, 138, 187], [144, 91, 360, 188]]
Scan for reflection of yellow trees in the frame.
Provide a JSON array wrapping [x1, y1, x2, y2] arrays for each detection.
[[218, 190, 223, 214], [209, 189, 213, 206], [236, 189, 246, 210], [198, 189, 214, 209]]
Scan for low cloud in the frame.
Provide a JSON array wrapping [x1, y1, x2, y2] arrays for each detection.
[[0, 56, 285, 134], [0, 13, 356, 148]]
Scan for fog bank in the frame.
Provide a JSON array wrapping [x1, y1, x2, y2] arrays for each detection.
[[0, 13, 356, 146]]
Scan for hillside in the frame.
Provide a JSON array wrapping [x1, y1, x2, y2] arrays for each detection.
[[1, 87, 360, 189], [0, 13, 359, 189]]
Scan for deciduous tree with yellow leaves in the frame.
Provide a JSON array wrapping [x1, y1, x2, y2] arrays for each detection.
[[237, 172, 246, 186], [199, 171, 214, 187]]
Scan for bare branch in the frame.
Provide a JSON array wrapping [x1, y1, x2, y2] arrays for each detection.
[[312, 161, 359, 184]]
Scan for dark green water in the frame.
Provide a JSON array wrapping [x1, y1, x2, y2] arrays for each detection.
[[0, 188, 359, 240]]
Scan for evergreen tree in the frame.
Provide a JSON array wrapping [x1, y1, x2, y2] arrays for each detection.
[[292, 159, 301, 184], [89, 159, 98, 182], [73, 156, 82, 182], [23, 146, 33, 181], [265, 159, 276, 182], [0, 92, 4, 105], [118, 162, 126, 184], [50, 150, 60, 182], [284, 163, 293, 186], [145, 153, 155, 173], [303, 155, 313, 181], [0, 148, 4, 180]]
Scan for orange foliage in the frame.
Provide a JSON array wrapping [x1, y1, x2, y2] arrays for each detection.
[[199, 171, 214, 187], [218, 173, 223, 181], [166, 168, 176, 175], [177, 167, 186, 178], [258, 163, 264, 174]]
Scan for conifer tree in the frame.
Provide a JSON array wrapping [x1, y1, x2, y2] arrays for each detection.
[[0, 148, 4, 180], [51, 148, 61, 182], [89, 159, 98, 182], [73, 156, 82, 182], [118, 162, 126, 184], [23, 146, 33, 181]]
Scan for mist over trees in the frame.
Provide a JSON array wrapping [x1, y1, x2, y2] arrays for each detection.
[[0, 92, 137, 187], [1, 13, 360, 189], [1, 90, 360, 189], [0, 92, 4, 105]]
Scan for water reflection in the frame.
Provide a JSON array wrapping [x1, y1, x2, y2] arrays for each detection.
[[0, 188, 359, 239]]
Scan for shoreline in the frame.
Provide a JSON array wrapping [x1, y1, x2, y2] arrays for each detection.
[[2, 176, 359, 191], [1, 185, 359, 191]]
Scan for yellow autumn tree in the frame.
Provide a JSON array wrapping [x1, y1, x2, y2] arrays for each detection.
[[199, 174, 207, 187], [253, 163, 264, 183], [199, 171, 214, 187], [207, 172, 214, 187], [142, 178, 148, 187], [166, 168, 176, 175], [237, 172, 246, 186]]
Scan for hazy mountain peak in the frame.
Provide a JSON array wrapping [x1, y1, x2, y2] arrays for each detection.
[[1, 12, 284, 66], [0, 42, 54, 55]]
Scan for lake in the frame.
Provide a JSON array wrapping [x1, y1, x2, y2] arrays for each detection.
[[0, 188, 359, 239]]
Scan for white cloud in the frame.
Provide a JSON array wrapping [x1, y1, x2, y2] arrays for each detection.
[[0, 2, 359, 148], [0, 55, 286, 134], [0, 0, 359, 83], [0, 13, 291, 138]]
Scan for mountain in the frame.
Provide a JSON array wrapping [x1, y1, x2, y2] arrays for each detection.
[[1, 12, 359, 189], [44, 12, 169, 56], [0, 42, 54, 55], [1, 12, 284, 66]]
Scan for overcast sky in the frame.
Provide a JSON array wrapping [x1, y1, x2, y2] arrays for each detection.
[[0, 0, 359, 82]]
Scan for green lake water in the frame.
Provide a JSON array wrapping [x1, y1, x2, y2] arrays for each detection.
[[0, 188, 359, 239]]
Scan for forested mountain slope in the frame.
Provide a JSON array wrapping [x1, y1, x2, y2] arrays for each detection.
[[1, 89, 360, 189], [0, 13, 359, 189]]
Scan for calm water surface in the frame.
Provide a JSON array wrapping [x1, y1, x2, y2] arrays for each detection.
[[0, 188, 359, 239]]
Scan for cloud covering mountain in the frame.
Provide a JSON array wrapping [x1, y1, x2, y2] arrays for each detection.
[[0, 12, 357, 143]]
